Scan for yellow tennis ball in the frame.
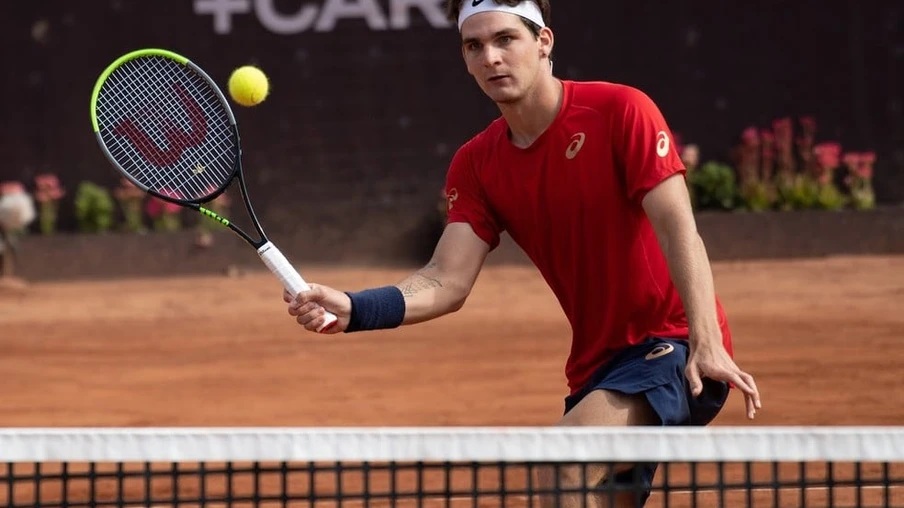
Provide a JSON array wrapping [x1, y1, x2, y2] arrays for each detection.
[[227, 65, 269, 107]]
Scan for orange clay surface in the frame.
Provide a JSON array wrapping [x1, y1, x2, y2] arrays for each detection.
[[0, 254, 902, 507]]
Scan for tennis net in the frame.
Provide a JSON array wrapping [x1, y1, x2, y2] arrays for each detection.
[[0, 426, 902, 508]]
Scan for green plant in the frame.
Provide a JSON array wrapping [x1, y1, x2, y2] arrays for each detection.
[[739, 180, 775, 211], [113, 177, 147, 233], [687, 161, 737, 211], [776, 173, 819, 210], [74, 182, 115, 233], [731, 127, 778, 212], [843, 152, 877, 210], [145, 189, 184, 233], [815, 182, 847, 210]]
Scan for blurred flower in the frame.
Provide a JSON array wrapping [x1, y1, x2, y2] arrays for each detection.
[[681, 144, 700, 171], [799, 116, 817, 136], [813, 142, 842, 184], [113, 177, 145, 201], [0, 181, 37, 232], [145, 189, 183, 218], [33, 173, 64, 203], [741, 127, 760, 147]]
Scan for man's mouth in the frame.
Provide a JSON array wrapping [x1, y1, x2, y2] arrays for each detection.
[[488, 75, 509, 82]]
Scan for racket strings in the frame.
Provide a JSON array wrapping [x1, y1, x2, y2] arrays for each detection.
[[102, 61, 212, 193], [113, 58, 233, 194], [95, 55, 236, 202]]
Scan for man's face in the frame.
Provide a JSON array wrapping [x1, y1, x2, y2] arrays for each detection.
[[459, 11, 549, 104]]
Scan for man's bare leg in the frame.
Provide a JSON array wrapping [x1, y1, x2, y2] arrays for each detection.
[[538, 389, 658, 508]]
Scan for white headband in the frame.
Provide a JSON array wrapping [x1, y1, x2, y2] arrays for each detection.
[[457, 0, 546, 32]]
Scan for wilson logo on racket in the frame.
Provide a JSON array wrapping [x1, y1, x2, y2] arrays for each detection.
[[113, 83, 208, 167]]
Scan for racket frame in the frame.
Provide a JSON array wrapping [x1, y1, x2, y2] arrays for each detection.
[[90, 48, 337, 332]]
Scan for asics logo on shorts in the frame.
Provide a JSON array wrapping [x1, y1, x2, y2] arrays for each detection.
[[565, 133, 586, 160], [645, 343, 674, 360]]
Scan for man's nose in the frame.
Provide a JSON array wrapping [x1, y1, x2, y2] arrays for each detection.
[[481, 46, 502, 67]]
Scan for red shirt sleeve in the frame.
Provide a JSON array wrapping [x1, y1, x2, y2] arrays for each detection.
[[613, 86, 686, 204], [443, 143, 503, 250]]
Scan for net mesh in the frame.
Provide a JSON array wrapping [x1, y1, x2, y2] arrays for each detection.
[[94, 55, 237, 202], [1, 427, 902, 508]]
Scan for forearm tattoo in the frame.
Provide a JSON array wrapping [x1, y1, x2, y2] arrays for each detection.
[[399, 263, 443, 298]]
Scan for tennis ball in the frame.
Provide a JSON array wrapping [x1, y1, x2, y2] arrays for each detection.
[[227, 65, 269, 107]]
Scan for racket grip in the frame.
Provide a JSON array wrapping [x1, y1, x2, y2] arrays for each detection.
[[257, 241, 338, 333]]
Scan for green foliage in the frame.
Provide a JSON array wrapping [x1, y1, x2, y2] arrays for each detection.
[[847, 176, 876, 210], [815, 182, 847, 210], [776, 174, 820, 210], [119, 200, 147, 233], [153, 213, 182, 232], [849, 185, 876, 210], [38, 201, 59, 235], [74, 182, 115, 233], [684, 116, 880, 214], [687, 161, 737, 211], [738, 180, 776, 212]]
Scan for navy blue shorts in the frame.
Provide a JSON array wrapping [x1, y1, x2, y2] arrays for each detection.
[[563, 337, 730, 505]]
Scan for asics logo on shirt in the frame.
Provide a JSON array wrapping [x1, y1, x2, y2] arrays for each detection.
[[656, 131, 670, 158], [472, 0, 485, 5], [446, 188, 459, 211], [645, 343, 675, 360], [565, 133, 586, 160]]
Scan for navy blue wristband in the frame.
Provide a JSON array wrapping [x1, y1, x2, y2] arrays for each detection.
[[344, 286, 406, 333]]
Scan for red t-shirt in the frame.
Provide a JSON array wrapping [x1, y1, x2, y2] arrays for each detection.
[[444, 80, 733, 395]]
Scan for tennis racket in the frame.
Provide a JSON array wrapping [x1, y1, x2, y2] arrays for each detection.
[[89, 48, 337, 333]]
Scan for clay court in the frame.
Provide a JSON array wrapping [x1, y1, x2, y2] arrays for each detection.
[[0, 254, 902, 506]]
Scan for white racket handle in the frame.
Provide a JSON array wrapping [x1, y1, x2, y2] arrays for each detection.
[[257, 241, 338, 333]]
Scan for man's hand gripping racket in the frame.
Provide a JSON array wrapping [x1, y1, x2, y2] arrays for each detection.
[[90, 48, 337, 332]]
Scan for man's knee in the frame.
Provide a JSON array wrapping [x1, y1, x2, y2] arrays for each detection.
[[537, 462, 647, 508]]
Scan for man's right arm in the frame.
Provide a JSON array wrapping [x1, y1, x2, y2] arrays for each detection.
[[394, 222, 490, 324], [286, 222, 490, 333]]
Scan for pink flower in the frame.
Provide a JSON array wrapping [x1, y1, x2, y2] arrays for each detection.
[[114, 177, 145, 200], [741, 127, 760, 147], [772, 117, 793, 142], [0, 181, 26, 195], [145, 189, 183, 217], [843, 153, 861, 167], [35, 174, 60, 189], [33, 173, 64, 202], [814, 142, 842, 171], [843, 152, 877, 181], [799, 116, 817, 135]]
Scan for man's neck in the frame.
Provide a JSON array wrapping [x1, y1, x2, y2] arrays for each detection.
[[499, 75, 563, 149]]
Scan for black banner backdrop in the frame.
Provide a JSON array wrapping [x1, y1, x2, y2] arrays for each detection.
[[1, 1, 901, 242]]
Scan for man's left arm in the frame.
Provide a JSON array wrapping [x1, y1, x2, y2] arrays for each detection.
[[642, 173, 762, 420]]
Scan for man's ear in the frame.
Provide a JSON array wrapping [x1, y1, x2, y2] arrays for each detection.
[[539, 27, 554, 59]]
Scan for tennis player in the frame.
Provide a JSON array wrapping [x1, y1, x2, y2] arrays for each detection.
[[286, 1, 761, 505]]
